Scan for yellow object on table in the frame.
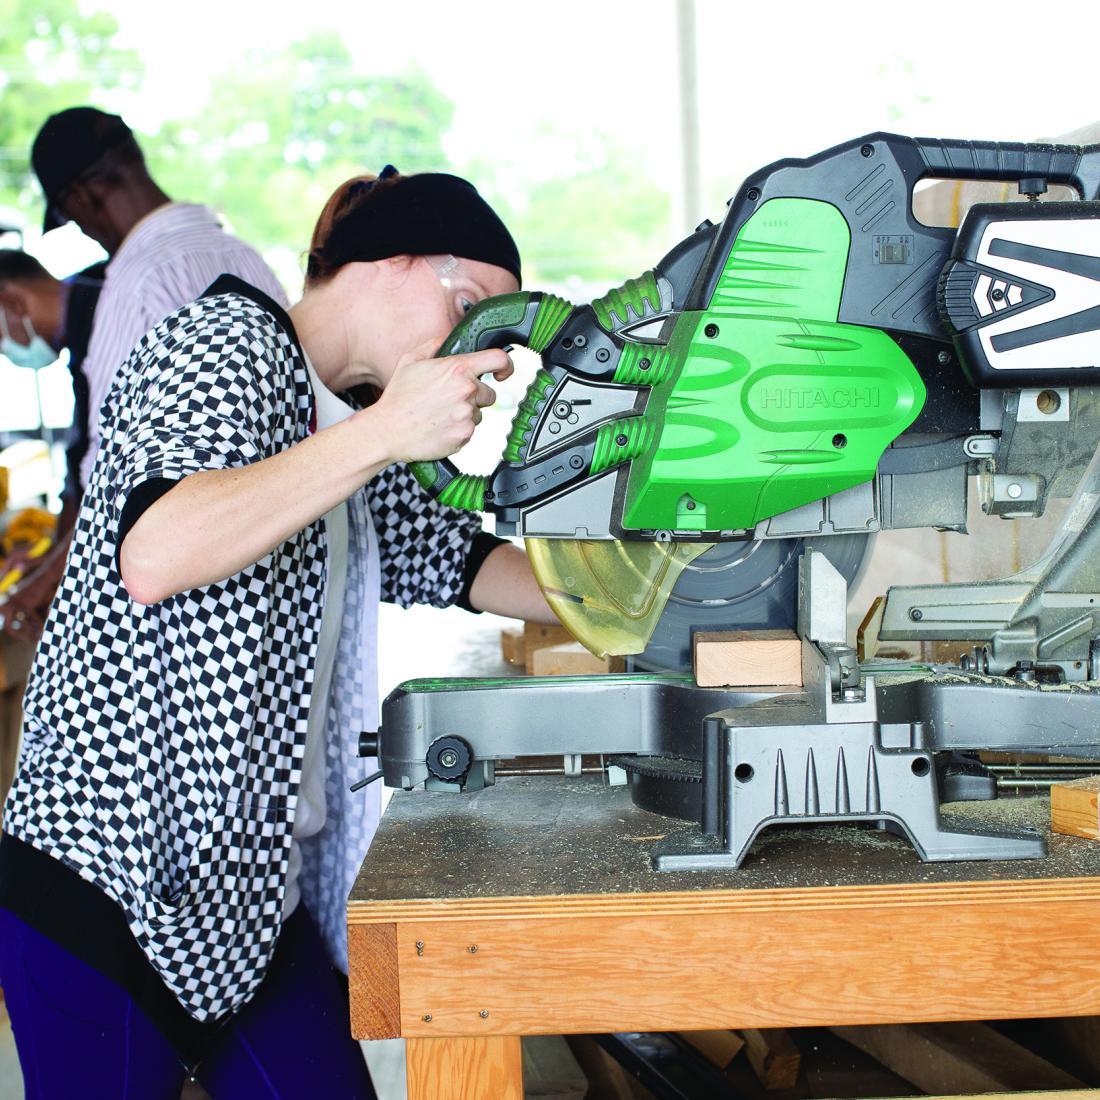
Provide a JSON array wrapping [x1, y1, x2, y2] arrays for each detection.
[[1, 508, 56, 555]]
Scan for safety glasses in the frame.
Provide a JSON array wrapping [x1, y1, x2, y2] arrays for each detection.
[[425, 254, 486, 327]]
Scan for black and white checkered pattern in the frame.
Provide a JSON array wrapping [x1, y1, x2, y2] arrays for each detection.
[[4, 290, 483, 1021]]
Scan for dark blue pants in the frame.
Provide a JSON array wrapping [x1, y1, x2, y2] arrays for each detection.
[[0, 906, 377, 1099]]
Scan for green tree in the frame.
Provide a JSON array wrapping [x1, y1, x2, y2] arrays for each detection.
[[0, 0, 141, 217], [146, 32, 454, 255], [467, 129, 672, 288]]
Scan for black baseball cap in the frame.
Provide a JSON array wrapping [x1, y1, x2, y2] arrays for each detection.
[[31, 107, 134, 233]]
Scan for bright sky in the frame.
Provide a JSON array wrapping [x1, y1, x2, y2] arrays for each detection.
[[99, 0, 1100, 224]]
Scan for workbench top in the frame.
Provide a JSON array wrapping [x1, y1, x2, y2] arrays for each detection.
[[350, 775, 1100, 905]]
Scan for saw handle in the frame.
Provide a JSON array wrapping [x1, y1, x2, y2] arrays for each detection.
[[913, 136, 1100, 198], [409, 290, 575, 511]]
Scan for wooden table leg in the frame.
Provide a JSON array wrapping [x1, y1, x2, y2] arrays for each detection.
[[405, 1035, 522, 1100]]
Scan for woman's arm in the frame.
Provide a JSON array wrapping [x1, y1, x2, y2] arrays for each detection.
[[121, 346, 511, 605], [467, 542, 559, 623], [120, 411, 390, 604]]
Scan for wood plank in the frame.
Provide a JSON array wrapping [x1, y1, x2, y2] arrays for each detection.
[[347, 922, 401, 1039], [349, 876, 1100, 925], [405, 1035, 523, 1100], [500, 628, 524, 667], [1052, 775, 1100, 840], [677, 1029, 745, 1070], [351, 881, 1100, 1036], [832, 1022, 1084, 1094], [693, 630, 802, 689], [523, 622, 575, 671], [530, 642, 625, 676], [738, 1027, 800, 1089]]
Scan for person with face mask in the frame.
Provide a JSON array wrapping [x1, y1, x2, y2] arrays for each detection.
[[0, 250, 106, 640], [0, 166, 555, 1098], [31, 106, 289, 494]]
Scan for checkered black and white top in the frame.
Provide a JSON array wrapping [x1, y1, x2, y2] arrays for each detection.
[[3, 279, 484, 1021]]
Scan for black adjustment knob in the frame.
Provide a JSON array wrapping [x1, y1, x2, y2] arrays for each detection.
[[358, 730, 380, 758], [426, 736, 473, 781], [1018, 176, 1048, 197]]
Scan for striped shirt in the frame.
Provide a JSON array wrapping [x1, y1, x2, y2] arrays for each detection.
[[78, 202, 288, 488]]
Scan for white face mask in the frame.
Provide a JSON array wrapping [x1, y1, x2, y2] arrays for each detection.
[[0, 311, 57, 371]]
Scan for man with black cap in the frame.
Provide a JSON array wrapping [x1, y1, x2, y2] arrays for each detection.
[[32, 105, 287, 492]]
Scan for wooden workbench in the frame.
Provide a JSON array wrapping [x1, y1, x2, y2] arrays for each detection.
[[347, 775, 1100, 1100]]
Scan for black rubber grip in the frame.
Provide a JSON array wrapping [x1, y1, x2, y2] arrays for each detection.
[[914, 136, 1100, 198]]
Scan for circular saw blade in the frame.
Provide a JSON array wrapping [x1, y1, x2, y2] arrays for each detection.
[[633, 534, 873, 672]]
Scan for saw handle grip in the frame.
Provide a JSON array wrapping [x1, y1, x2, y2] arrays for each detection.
[[409, 290, 575, 511], [913, 136, 1100, 198]]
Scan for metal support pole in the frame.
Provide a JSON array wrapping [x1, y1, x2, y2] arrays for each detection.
[[675, 0, 703, 237]]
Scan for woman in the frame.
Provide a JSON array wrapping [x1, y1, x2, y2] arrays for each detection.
[[0, 168, 554, 1097]]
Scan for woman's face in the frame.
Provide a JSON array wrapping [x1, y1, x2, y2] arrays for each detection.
[[371, 255, 519, 385]]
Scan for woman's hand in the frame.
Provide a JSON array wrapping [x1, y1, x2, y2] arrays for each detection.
[[372, 343, 513, 463]]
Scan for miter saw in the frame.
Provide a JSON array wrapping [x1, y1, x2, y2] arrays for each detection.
[[363, 132, 1100, 869]]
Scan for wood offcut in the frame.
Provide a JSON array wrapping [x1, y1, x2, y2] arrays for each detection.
[[1051, 774, 1100, 840]]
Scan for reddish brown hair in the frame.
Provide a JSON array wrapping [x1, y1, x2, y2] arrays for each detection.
[[306, 173, 402, 286]]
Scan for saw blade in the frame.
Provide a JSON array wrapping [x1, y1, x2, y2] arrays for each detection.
[[634, 534, 873, 672], [525, 538, 713, 657]]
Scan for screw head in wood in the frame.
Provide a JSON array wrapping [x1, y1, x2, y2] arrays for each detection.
[[479, 1010, 489, 1019], [422, 1014, 432, 1022]]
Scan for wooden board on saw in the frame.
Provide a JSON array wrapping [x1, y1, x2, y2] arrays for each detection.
[[530, 643, 626, 676], [693, 630, 802, 690], [501, 622, 575, 672], [502, 622, 624, 675]]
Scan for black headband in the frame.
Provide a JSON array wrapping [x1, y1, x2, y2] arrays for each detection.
[[320, 170, 521, 284]]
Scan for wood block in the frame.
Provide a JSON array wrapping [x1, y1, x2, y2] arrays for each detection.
[[347, 923, 401, 1039], [737, 1027, 801, 1089], [406, 1035, 523, 1100], [500, 628, 524, 667], [524, 621, 575, 649], [530, 642, 626, 676], [1052, 775, 1100, 839], [831, 1022, 1084, 1094], [693, 630, 802, 689], [677, 1029, 745, 1070]]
